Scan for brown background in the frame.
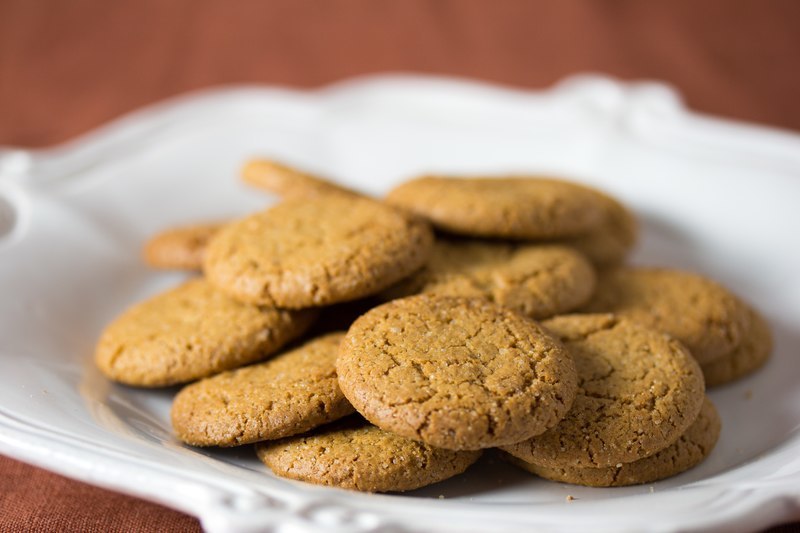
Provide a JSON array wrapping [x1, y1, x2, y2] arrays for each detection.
[[1, 0, 799, 531]]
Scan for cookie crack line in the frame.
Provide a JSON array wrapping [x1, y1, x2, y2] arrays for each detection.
[[337, 295, 578, 450], [203, 195, 434, 308], [499, 314, 705, 468]]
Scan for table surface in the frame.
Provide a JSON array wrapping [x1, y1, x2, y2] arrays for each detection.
[[1, 1, 799, 531]]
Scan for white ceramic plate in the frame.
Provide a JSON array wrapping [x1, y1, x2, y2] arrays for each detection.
[[1, 75, 799, 533]]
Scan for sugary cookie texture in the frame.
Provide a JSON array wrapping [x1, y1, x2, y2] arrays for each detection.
[[171, 332, 354, 447], [337, 295, 578, 450], [256, 416, 482, 492], [506, 397, 720, 486], [94, 279, 316, 387], [381, 240, 596, 320], [203, 195, 434, 308], [501, 314, 705, 468], [583, 267, 751, 364]]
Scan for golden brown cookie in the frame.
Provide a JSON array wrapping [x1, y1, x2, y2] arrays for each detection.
[[337, 295, 578, 451], [242, 159, 358, 198], [385, 176, 606, 239], [501, 314, 705, 468], [142, 222, 226, 270], [94, 279, 316, 387], [506, 397, 720, 487], [555, 191, 637, 268], [381, 241, 596, 320], [171, 332, 355, 447], [256, 416, 482, 492], [702, 307, 773, 387], [582, 267, 751, 364], [203, 195, 434, 308]]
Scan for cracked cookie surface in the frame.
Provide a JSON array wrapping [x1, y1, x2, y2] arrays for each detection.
[[380, 241, 596, 319], [385, 176, 605, 239], [702, 307, 773, 387], [506, 397, 720, 486], [336, 295, 578, 450], [500, 314, 705, 468], [143, 222, 226, 270], [582, 267, 751, 364], [94, 279, 316, 387], [256, 416, 482, 492], [171, 332, 355, 447], [203, 195, 434, 308]]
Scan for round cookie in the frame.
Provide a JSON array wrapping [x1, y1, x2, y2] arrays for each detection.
[[171, 332, 355, 447], [203, 195, 434, 308], [381, 241, 596, 319], [242, 159, 358, 199], [337, 295, 578, 450], [143, 222, 226, 270], [94, 279, 316, 387], [501, 314, 705, 468], [582, 267, 751, 364], [555, 191, 637, 268], [702, 307, 773, 387], [385, 176, 606, 239], [256, 416, 482, 492], [506, 397, 720, 487]]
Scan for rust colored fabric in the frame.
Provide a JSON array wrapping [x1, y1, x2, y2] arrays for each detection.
[[1, 0, 799, 531], [1, 0, 800, 147], [0, 455, 201, 532]]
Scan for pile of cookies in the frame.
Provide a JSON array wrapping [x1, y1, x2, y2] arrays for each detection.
[[94, 160, 772, 492]]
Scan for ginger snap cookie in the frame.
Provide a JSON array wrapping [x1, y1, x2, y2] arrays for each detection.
[[582, 267, 751, 364], [702, 307, 773, 387], [171, 332, 354, 447], [385, 176, 606, 239], [336, 295, 578, 450], [555, 191, 638, 268], [256, 416, 482, 492], [94, 279, 316, 387], [381, 241, 596, 319], [501, 314, 705, 468], [143, 222, 226, 270], [242, 159, 358, 198], [203, 195, 434, 308], [506, 397, 720, 487]]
